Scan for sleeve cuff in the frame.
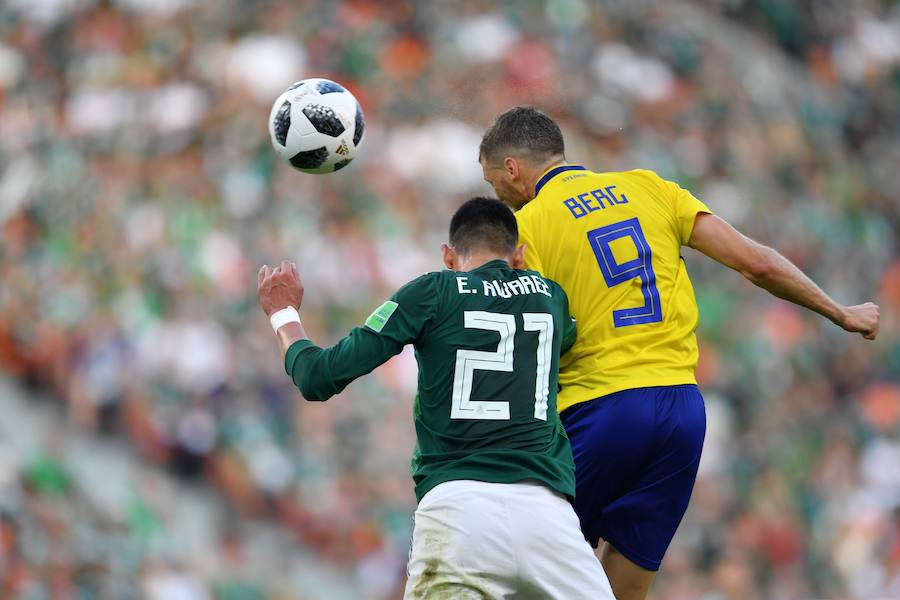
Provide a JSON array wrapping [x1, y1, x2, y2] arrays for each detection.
[[682, 208, 712, 245]]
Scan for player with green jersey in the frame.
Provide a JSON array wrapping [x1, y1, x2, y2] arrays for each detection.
[[257, 198, 614, 599]]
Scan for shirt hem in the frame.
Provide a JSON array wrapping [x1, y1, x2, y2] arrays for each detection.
[[414, 473, 574, 504], [558, 374, 698, 413]]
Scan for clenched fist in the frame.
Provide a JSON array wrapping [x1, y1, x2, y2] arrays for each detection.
[[258, 260, 304, 317], [839, 302, 880, 341]]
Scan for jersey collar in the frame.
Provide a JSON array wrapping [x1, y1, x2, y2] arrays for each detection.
[[534, 164, 586, 196], [471, 259, 510, 272]]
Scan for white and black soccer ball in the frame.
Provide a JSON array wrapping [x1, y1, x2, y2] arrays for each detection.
[[268, 78, 365, 174]]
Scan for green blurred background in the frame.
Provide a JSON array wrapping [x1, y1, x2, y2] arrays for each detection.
[[0, 0, 898, 598]]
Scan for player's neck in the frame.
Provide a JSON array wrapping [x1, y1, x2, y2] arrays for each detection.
[[458, 252, 509, 272], [527, 157, 568, 199]]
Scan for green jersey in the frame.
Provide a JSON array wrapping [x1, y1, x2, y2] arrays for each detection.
[[284, 259, 578, 502]]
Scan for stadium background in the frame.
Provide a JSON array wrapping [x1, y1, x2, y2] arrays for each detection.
[[0, 0, 898, 598]]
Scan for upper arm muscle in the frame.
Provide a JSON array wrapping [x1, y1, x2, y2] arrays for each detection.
[[687, 213, 768, 276]]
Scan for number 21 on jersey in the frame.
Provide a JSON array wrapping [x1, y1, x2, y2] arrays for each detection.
[[451, 311, 552, 421]]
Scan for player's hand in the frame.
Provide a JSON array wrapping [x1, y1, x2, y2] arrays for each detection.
[[838, 302, 880, 340], [258, 260, 303, 317]]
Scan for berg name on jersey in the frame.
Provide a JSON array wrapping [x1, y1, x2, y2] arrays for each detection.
[[562, 184, 630, 219], [454, 274, 552, 298]]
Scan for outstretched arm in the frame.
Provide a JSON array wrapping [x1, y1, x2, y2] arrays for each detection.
[[687, 213, 880, 340], [258, 261, 406, 400], [258, 262, 435, 400]]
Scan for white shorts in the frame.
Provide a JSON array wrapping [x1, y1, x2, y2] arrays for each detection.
[[404, 480, 614, 600]]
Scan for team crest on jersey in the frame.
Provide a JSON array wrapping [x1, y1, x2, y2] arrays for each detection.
[[365, 300, 398, 332]]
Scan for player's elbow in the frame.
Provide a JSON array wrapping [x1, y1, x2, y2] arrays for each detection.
[[297, 379, 332, 402], [303, 392, 331, 402], [740, 245, 777, 285], [292, 365, 335, 402]]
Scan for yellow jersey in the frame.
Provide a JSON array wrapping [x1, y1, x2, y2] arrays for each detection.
[[516, 165, 712, 413]]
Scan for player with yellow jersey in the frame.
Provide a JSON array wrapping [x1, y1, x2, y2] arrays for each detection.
[[479, 106, 880, 600], [518, 165, 708, 411]]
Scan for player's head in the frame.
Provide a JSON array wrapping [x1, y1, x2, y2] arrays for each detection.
[[442, 197, 525, 271], [479, 106, 566, 209]]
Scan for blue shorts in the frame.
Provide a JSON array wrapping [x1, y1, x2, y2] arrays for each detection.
[[560, 384, 706, 571]]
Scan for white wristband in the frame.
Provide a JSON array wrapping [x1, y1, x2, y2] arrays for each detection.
[[270, 306, 301, 332]]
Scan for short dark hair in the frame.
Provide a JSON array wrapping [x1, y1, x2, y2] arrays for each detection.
[[479, 106, 565, 164], [449, 197, 518, 256]]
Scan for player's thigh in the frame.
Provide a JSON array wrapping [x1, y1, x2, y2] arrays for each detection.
[[509, 483, 615, 600], [600, 385, 706, 571], [404, 481, 516, 600]]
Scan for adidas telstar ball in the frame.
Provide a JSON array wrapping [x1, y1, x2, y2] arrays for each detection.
[[268, 78, 365, 174]]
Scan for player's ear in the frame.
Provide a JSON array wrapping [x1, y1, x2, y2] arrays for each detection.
[[511, 244, 526, 269], [441, 243, 458, 270], [503, 156, 519, 180]]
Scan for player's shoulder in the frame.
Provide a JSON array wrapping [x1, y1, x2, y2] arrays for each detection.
[[597, 168, 668, 186], [416, 268, 483, 293], [521, 266, 548, 279], [595, 168, 675, 203], [545, 276, 568, 299], [520, 268, 568, 300], [396, 270, 446, 297]]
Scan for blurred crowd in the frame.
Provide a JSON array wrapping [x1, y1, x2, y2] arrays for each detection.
[[0, 446, 222, 599], [0, 0, 898, 598]]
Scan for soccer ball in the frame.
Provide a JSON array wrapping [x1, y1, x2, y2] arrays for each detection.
[[268, 78, 365, 174]]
